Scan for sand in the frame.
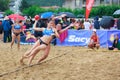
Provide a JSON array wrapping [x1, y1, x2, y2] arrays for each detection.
[[0, 41, 120, 80]]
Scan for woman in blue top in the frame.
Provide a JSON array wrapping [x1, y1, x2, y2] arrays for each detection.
[[20, 20, 59, 65], [36, 23, 74, 64], [10, 20, 23, 50]]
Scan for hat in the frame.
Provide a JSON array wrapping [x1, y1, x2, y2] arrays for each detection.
[[93, 29, 96, 32]]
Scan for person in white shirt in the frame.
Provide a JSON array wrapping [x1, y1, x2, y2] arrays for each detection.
[[83, 20, 91, 30]]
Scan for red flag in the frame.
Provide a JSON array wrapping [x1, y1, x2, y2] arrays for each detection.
[[85, 0, 94, 20]]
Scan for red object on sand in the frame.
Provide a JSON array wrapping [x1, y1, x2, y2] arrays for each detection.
[[8, 14, 25, 20], [34, 15, 40, 20]]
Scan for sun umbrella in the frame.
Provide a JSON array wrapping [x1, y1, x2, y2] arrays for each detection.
[[100, 16, 114, 29], [8, 14, 25, 20], [58, 12, 76, 18], [113, 9, 120, 15], [40, 12, 53, 19]]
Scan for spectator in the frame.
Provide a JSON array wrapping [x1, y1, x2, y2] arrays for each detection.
[[0, 20, 3, 34], [90, 20, 94, 29], [8, 18, 14, 42], [108, 34, 120, 50], [70, 18, 76, 24], [94, 16, 100, 29], [88, 29, 100, 49], [117, 18, 120, 30], [112, 19, 117, 30], [0, 20, 3, 40], [83, 20, 91, 30], [25, 19, 32, 29], [61, 15, 70, 29], [50, 15, 61, 25], [79, 20, 84, 29], [2, 16, 12, 43], [74, 20, 85, 30], [74, 20, 81, 30]]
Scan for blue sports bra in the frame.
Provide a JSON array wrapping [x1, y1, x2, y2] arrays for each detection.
[[14, 25, 21, 30], [43, 28, 55, 36]]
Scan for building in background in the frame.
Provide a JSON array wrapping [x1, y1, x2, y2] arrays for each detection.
[[26, 0, 65, 7], [63, 0, 120, 9], [9, 0, 22, 14]]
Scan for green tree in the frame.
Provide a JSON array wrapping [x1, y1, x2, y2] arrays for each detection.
[[0, 0, 10, 11], [4, 10, 14, 16], [21, 5, 120, 18], [73, 8, 85, 16], [55, 7, 72, 13], [22, 6, 46, 17], [20, 0, 30, 11], [90, 5, 120, 18]]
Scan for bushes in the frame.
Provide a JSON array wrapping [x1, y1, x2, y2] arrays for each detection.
[[2, 5, 119, 18], [21, 5, 120, 18], [4, 10, 14, 16], [22, 6, 84, 17], [73, 8, 85, 16], [22, 6, 46, 17], [0, 0, 9, 11], [90, 5, 120, 18]]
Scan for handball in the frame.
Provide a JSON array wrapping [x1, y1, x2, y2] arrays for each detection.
[[34, 15, 40, 20]]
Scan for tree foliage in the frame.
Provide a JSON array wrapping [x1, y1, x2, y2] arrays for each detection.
[[4, 10, 14, 16], [22, 5, 120, 18], [90, 5, 120, 18], [22, 6, 47, 17], [20, 0, 30, 11], [0, 0, 9, 11]]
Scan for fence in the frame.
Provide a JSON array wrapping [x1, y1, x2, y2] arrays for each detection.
[[20, 29, 120, 47]]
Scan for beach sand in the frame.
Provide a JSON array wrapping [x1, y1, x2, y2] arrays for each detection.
[[0, 42, 120, 80]]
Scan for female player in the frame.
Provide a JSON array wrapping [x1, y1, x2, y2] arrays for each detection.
[[36, 23, 74, 64], [20, 20, 59, 65], [88, 29, 100, 49], [11, 20, 23, 50]]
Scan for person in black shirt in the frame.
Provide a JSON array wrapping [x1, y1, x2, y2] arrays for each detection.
[[62, 16, 70, 29], [112, 34, 120, 50], [94, 16, 100, 29], [34, 18, 47, 39]]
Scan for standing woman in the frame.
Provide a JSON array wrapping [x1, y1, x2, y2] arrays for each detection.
[[11, 20, 23, 50]]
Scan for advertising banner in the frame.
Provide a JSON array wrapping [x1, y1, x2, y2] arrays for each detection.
[[57, 30, 108, 47]]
